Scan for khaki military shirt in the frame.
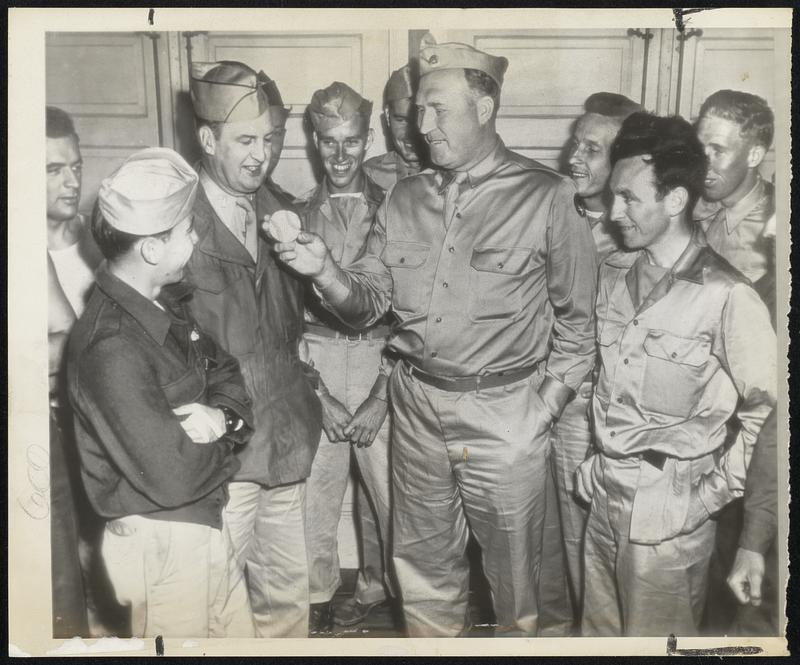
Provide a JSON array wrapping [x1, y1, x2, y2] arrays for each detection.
[[700, 177, 775, 283], [363, 150, 421, 191], [321, 138, 598, 417], [594, 229, 776, 519]]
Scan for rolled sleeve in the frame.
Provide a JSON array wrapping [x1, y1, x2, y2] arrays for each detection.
[[739, 408, 778, 554]]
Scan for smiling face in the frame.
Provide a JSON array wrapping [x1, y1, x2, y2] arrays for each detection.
[[568, 113, 620, 213], [416, 68, 491, 171], [386, 97, 420, 165], [608, 156, 674, 251], [314, 114, 371, 193], [47, 135, 82, 222], [201, 109, 273, 195], [697, 113, 761, 208]]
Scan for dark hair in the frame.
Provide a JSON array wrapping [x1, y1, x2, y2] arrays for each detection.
[[584, 92, 642, 122], [464, 68, 501, 119], [46, 106, 79, 141], [698, 89, 774, 149], [194, 115, 224, 140], [611, 112, 708, 212], [91, 200, 172, 262]]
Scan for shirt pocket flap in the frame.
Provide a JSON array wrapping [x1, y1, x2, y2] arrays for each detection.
[[643, 331, 710, 367], [470, 247, 531, 275], [382, 241, 430, 269]]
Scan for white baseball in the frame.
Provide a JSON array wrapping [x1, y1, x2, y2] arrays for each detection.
[[267, 209, 302, 243]]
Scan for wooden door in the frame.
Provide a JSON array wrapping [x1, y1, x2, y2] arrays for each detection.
[[45, 32, 171, 216]]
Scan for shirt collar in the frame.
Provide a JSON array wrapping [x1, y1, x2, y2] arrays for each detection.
[[199, 167, 254, 225], [437, 136, 506, 193], [309, 171, 383, 211], [723, 176, 765, 232], [94, 264, 188, 345]]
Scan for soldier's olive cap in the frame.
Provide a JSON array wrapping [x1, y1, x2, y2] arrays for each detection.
[[385, 65, 414, 104], [309, 81, 372, 132], [98, 148, 198, 236], [418, 33, 508, 88], [190, 60, 273, 123]]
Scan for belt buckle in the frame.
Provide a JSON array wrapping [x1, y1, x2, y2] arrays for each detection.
[[344, 332, 363, 342]]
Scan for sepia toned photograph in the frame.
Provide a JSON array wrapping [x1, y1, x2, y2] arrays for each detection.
[[8, 7, 792, 657]]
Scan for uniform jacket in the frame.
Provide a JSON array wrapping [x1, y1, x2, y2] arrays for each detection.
[[184, 179, 322, 487], [67, 266, 253, 529], [593, 228, 776, 543]]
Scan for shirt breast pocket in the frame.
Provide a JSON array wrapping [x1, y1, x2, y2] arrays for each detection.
[[468, 246, 532, 323], [640, 330, 711, 417], [382, 241, 431, 314]]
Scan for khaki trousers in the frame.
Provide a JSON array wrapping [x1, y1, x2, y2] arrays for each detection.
[[390, 362, 550, 637], [582, 455, 716, 636], [101, 514, 254, 638], [224, 481, 309, 637]]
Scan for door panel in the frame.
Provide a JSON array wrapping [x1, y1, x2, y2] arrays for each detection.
[[443, 30, 648, 170], [46, 32, 163, 216]]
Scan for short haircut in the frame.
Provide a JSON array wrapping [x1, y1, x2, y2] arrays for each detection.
[[584, 92, 642, 122], [46, 106, 79, 141], [91, 200, 172, 262], [195, 115, 224, 140], [698, 89, 774, 149], [610, 112, 708, 211], [464, 68, 501, 118]]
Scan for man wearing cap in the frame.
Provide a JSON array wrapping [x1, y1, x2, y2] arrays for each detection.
[[539, 91, 643, 629], [262, 77, 299, 210], [186, 60, 322, 638], [364, 65, 424, 190], [67, 148, 255, 637], [297, 81, 394, 633], [274, 36, 597, 636], [574, 113, 775, 636]]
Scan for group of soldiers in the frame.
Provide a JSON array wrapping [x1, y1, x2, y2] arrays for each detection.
[[47, 33, 778, 640]]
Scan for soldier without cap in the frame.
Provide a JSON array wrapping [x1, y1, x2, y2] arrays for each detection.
[[274, 36, 597, 637], [185, 60, 323, 638]]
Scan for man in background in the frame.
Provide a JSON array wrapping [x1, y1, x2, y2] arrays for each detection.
[[186, 60, 322, 637], [364, 64, 424, 189], [296, 81, 394, 633], [539, 92, 643, 632], [46, 105, 102, 637], [262, 74, 299, 209]]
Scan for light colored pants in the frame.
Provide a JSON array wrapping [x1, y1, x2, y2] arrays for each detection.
[[224, 481, 309, 637], [547, 381, 592, 616], [304, 333, 392, 605], [582, 454, 717, 636], [390, 362, 550, 637], [101, 514, 254, 638]]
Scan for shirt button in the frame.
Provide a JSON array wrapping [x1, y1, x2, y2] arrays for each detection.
[[448, 246, 455, 253], [431, 351, 438, 358], [623, 358, 629, 365], [616, 397, 624, 404], [497, 262, 504, 269], [610, 431, 616, 437], [671, 352, 677, 358], [435, 316, 442, 322], [455, 212, 462, 219], [443, 282, 449, 288], [399, 257, 406, 264], [633, 319, 639, 326]]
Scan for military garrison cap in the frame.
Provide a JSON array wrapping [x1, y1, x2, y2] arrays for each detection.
[[98, 148, 198, 236], [190, 60, 272, 123], [384, 65, 414, 104], [308, 81, 372, 132], [418, 33, 508, 88]]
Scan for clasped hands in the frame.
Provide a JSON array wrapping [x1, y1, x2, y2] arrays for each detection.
[[320, 392, 388, 448]]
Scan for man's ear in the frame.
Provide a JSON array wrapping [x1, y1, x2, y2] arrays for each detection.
[[747, 142, 767, 169], [666, 185, 690, 217], [365, 127, 374, 152], [140, 237, 163, 266], [312, 130, 319, 148], [197, 125, 216, 156], [476, 95, 495, 126]]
